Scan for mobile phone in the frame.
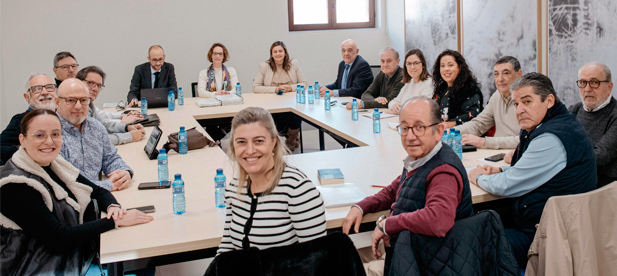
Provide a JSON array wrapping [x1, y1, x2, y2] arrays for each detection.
[[276, 89, 285, 95], [330, 100, 338, 106], [138, 181, 171, 190], [341, 101, 349, 105], [130, 205, 156, 213], [484, 153, 506, 162]]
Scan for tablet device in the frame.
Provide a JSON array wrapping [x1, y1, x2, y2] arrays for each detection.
[[144, 126, 163, 160]]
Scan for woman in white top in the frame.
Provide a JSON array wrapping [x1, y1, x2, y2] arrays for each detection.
[[388, 49, 434, 114], [197, 43, 239, 98], [217, 107, 326, 254]]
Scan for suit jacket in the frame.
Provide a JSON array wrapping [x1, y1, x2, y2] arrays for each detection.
[[326, 55, 374, 98], [127, 62, 178, 102], [252, 59, 307, 94]]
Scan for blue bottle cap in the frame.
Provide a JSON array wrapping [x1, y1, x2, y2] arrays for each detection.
[[237, 82, 240, 85], [180, 126, 185, 131], [174, 174, 182, 179], [353, 99, 357, 102], [142, 97, 146, 100], [179, 87, 182, 90], [159, 148, 166, 154], [374, 108, 378, 112], [169, 91, 173, 94], [297, 84, 300, 88], [315, 81, 319, 84], [325, 91, 329, 95], [216, 168, 223, 173], [309, 85, 312, 88]]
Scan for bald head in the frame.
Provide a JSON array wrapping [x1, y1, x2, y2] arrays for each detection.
[[399, 96, 444, 159], [56, 78, 90, 128], [341, 39, 359, 65], [578, 62, 613, 110]]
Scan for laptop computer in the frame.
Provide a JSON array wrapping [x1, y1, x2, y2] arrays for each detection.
[[140, 87, 176, 108]]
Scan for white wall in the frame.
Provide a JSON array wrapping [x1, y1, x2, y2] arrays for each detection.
[[386, 0, 406, 65], [0, 0, 390, 127]]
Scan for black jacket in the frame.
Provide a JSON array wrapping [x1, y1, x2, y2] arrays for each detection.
[[0, 108, 30, 164], [127, 62, 178, 102], [434, 80, 484, 125], [326, 55, 374, 99], [389, 210, 519, 276]]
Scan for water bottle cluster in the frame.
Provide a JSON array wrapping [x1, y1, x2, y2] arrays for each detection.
[[441, 128, 463, 159]]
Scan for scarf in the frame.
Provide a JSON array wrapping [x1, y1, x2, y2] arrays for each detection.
[[206, 64, 232, 92]]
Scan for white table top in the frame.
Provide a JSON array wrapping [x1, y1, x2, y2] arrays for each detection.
[[100, 94, 507, 263]]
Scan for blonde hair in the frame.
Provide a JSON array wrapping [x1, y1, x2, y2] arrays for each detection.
[[228, 107, 289, 195]]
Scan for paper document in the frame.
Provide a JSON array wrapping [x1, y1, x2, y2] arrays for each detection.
[[388, 122, 398, 131], [103, 103, 117, 108], [215, 94, 243, 106], [196, 98, 221, 107], [316, 183, 366, 208], [362, 112, 398, 119]]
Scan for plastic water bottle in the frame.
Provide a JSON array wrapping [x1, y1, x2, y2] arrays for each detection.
[[141, 97, 148, 115], [454, 130, 463, 160], [373, 108, 381, 134], [214, 168, 226, 208], [158, 149, 168, 184], [178, 126, 188, 155], [352, 99, 358, 121], [296, 85, 301, 103], [447, 128, 455, 148], [308, 86, 314, 104], [172, 174, 186, 215], [178, 87, 184, 106], [325, 91, 331, 111], [168, 91, 175, 111], [441, 130, 448, 145], [236, 82, 241, 97], [314, 82, 320, 100], [300, 85, 306, 104]]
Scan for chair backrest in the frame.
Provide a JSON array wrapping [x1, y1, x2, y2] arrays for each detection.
[[205, 232, 366, 276], [191, 82, 198, 97], [370, 65, 381, 77]]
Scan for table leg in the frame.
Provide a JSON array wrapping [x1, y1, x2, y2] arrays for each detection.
[[319, 130, 325, 151], [106, 262, 123, 276]]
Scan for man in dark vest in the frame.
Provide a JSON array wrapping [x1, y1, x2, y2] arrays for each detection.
[[469, 73, 597, 268], [343, 96, 473, 275]]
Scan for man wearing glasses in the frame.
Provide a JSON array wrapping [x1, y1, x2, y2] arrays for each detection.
[[342, 96, 473, 274], [56, 79, 133, 191], [569, 62, 617, 187], [52, 52, 79, 87], [1, 73, 58, 163], [76, 66, 146, 145], [127, 45, 178, 107]]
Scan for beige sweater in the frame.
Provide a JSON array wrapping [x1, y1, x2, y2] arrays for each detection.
[[455, 91, 519, 149], [252, 59, 308, 93]]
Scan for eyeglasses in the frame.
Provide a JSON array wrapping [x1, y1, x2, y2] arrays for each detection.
[[150, 58, 164, 63], [28, 84, 56, 94], [406, 61, 422, 67], [576, 79, 609, 89], [85, 80, 105, 90], [397, 123, 439, 137], [27, 130, 62, 142], [116, 100, 126, 111], [212, 52, 224, 57], [58, 96, 90, 106], [56, 64, 79, 70]]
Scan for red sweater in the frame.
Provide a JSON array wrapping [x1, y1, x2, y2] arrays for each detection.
[[356, 164, 464, 237]]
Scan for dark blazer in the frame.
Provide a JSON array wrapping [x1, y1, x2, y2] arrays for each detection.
[[127, 62, 178, 102], [0, 108, 30, 164], [326, 55, 373, 98]]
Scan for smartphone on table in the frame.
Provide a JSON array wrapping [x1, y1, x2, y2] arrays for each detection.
[[138, 181, 171, 190], [484, 153, 506, 162], [129, 205, 156, 213]]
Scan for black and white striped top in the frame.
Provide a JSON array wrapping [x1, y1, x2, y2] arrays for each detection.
[[217, 165, 327, 254]]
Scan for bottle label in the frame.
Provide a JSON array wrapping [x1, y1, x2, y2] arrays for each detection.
[[179, 135, 187, 142], [174, 186, 184, 193], [158, 159, 167, 165]]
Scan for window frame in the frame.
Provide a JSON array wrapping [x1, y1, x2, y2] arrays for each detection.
[[288, 0, 375, 32]]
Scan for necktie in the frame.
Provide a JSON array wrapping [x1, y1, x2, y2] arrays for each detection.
[[153, 72, 161, 88], [341, 64, 351, 90]]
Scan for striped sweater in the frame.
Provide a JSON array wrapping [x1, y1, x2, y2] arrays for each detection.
[[217, 165, 327, 254]]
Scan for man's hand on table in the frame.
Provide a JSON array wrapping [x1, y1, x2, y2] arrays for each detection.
[[461, 134, 486, 148], [109, 170, 131, 191], [469, 165, 501, 185]]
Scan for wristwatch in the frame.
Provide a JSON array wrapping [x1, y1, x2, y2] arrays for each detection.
[[376, 215, 387, 234]]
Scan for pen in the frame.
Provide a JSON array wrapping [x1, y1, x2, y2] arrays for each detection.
[[372, 184, 387, 188]]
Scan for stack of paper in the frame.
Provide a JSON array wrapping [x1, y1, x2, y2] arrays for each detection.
[[361, 112, 398, 119], [316, 183, 366, 208], [196, 98, 222, 107], [215, 94, 243, 106]]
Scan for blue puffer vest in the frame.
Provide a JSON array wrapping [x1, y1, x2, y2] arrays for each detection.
[[510, 102, 597, 229]]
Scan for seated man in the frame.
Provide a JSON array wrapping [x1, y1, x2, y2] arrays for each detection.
[[343, 96, 473, 274], [570, 62, 617, 187], [56, 79, 133, 191], [127, 45, 177, 107], [52, 51, 79, 87], [469, 73, 597, 268], [1, 73, 57, 163], [345, 48, 404, 110], [320, 39, 373, 99], [75, 66, 146, 145], [455, 56, 522, 149]]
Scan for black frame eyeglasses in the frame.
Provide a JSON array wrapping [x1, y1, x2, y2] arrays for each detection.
[[576, 79, 609, 89], [397, 123, 439, 137]]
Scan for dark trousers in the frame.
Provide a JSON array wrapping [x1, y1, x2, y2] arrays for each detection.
[[272, 113, 302, 134], [504, 227, 535, 269]]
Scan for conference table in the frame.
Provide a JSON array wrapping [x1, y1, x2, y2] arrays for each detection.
[[101, 93, 508, 272]]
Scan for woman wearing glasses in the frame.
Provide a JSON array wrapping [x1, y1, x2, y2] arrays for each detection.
[[0, 109, 154, 275], [432, 50, 483, 129], [197, 43, 239, 98], [388, 49, 434, 114]]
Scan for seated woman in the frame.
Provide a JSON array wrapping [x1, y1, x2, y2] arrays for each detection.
[[217, 107, 326, 254], [253, 41, 307, 150], [0, 109, 154, 275], [432, 49, 483, 128], [197, 43, 239, 98], [388, 49, 434, 114]]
